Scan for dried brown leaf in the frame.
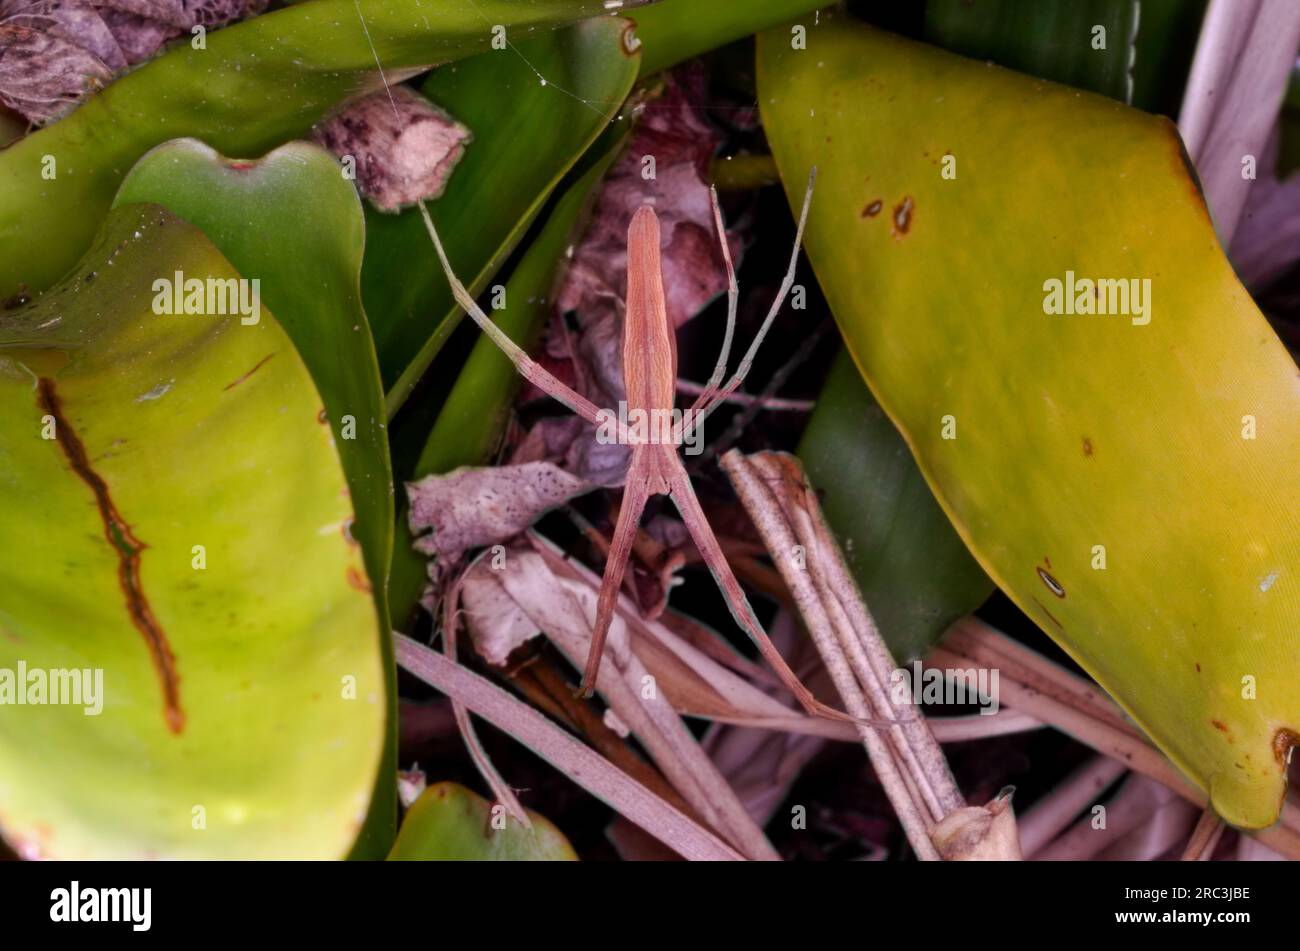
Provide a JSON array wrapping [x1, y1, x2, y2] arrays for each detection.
[[312, 86, 472, 213], [406, 461, 591, 562]]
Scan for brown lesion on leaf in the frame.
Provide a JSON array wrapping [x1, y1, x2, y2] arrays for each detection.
[[1211, 719, 1232, 741], [1274, 727, 1299, 767], [346, 566, 372, 593], [223, 352, 276, 391], [891, 196, 913, 238], [1036, 564, 1065, 598], [1082, 437, 1094, 457], [861, 199, 882, 218], [37, 377, 184, 734]]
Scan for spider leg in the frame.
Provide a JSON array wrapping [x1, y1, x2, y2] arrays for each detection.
[[685, 185, 739, 419], [690, 167, 816, 434], [665, 455, 851, 722], [418, 201, 619, 433], [577, 455, 653, 698]]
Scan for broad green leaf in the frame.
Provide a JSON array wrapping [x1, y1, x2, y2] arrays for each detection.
[[0, 0, 617, 302], [388, 782, 577, 860], [0, 205, 385, 857], [632, 0, 831, 77], [387, 129, 625, 627], [924, 0, 1207, 116], [759, 13, 1300, 828], [924, 0, 1139, 102], [798, 350, 993, 661], [111, 139, 396, 855], [364, 16, 641, 413]]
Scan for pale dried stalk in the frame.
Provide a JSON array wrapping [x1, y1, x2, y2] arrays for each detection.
[[1182, 808, 1227, 861], [441, 561, 530, 827], [1036, 775, 1193, 861], [933, 616, 1300, 859], [393, 632, 743, 861], [720, 449, 976, 861], [502, 538, 780, 861], [537, 536, 1042, 746], [1017, 754, 1128, 857], [1177, 0, 1300, 243]]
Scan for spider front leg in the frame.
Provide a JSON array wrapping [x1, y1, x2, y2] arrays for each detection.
[[419, 201, 624, 435], [682, 167, 817, 442], [686, 185, 739, 418]]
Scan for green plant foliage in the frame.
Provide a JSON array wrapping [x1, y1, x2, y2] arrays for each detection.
[[760, 11, 1300, 828], [388, 782, 577, 860], [0, 205, 386, 857]]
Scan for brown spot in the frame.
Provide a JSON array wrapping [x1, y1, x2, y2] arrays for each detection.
[[861, 199, 883, 218], [1195, 663, 1202, 673], [1044, 555, 1052, 570], [2, 285, 30, 309], [1082, 437, 1093, 457], [1211, 719, 1229, 733], [317, 408, 329, 425], [346, 566, 372, 593], [620, 21, 639, 56], [223, 352, 276, 391], [227, 160, 255, 171], [1274, 728, 1299, 766], [1036, 565, 1065, 598], [38, 378, 183, 734], [891, 196, 913, 237]]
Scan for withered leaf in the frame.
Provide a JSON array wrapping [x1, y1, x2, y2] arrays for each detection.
[[312, 86, 472, 213], [407, 461, 591, 562], [0, 23, 112, 124]]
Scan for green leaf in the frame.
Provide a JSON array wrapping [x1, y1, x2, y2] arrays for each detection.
[[0, 0, 616, 302], [0, 205, 385, 857], [632, 0, 833, 77], [110, 139, 397, 856], [388, 782, 577, 860], [797, 350, 993, 661], [924, 0, 1139, 102], [759, 12, 1300, 828], [365, 16, 640, 414], [387, 128, 625, 628]]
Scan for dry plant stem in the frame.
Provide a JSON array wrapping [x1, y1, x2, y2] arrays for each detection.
[[441, 567, 530, 827], [1182, 808, 1227, 861], [508, 539, 780, 860], [393, 632, 743, 861], [1177, 0, 1300, 242], [419, 174, 838, 722], [1036, 776, 1191, 861], [513, 659, 700, 824], [535, 537, 1042, 746], [1017, 754, 1127, 857], [934, 616, 1300, 859], [721, 449, 968, 860]]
